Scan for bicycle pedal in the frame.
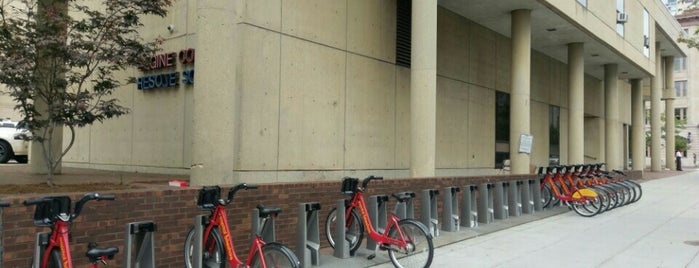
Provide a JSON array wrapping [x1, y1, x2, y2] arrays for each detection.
[[367, 254, 376, 260], [379, 244, 389, 251]]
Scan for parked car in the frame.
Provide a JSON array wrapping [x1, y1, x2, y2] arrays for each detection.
[[0, 120, 29, 163]]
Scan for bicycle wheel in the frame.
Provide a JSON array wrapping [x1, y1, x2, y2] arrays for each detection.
[[570, 197, 601, 217], [325, 207, 364, 254], [184, 226, 225, 268], [386, 219, 434, 268], [541, 184, 553, 208], [250, 242, 300, 268]]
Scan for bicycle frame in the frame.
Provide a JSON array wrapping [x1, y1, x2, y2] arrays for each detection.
[[345, 190, 408, 250], [204, 204, 267, 267], [41, 220, 72, 268]]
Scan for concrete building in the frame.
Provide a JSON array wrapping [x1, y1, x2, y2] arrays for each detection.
[[671, 8, 699, 166], [0, 0, 686, 185]]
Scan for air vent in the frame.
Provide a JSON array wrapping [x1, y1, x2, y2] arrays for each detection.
[[617, 12, 628, 23]]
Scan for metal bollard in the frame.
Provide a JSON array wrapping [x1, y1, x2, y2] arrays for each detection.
[[297, 202, 321, 268], [461, 185, 478, 228], [125, 221, 157, 268], [392, 192, 415, 219], [478, 183, 494, 224], [421, 189, 440, 237], [333, 199, 350, 258], [367, 195, 388, 250], [522, 179, 534, 214], [442, 186, 461, 232], [508, 181, 523, 217], [494, 182, 508, 220]]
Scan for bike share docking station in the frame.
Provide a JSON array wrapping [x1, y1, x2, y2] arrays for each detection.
[[191, 215, 207, 268], [333, 199, 351, 259], [392, 191, 415, 219], [252, 205, 280, 242], [366, 195, 388, 251], [477, 183, 495, 224], [494, 182, 509, 220], [508, 181, 523, 217], [124, 221, 157, 268], [461, 185, 478, 228], [421, 189, 440, 237], [442, 186, 460, 232], [297, 202, 321, 268]]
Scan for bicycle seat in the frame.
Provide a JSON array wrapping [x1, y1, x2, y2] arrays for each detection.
[[86, 247, 118, 262], [256, 204, 281, 218], [391, 192, 415, 202]]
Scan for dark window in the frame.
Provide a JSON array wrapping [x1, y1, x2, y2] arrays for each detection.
[[495, 92, 510, 167], [549, 106, 560, 165], [396, 0, 411, 68]]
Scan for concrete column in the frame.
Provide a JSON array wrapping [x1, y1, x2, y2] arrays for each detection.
[[650, 45, 662, 171], [630, 79, 645, 171], [664, 56, 676, 170], [410, 0, 437, 177], [568, 43, 584, 164], [191, 0, 240, 185], [604, 64, 621, 170], [509, 9, 532, 174]]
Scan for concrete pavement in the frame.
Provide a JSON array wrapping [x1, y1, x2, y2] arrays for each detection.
[[370, 170, 699, 268]]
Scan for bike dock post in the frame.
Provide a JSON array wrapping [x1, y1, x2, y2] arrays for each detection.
[[477, 183, 494, 224], [297, 202, 321, 268], [367, 195, 388, 250], [421, 189, 440, 237], [192, 215, 207, 268], [333, 199, 350, 258], [442, 187, 460, 232], [493, 182, 508, 220], [532, 178, 543, 211], [508, 181, 523, 217], [521, 179, 534, 214], [33, 232, 50, 268], [252, 208, 276, 242], [461, 185, 478, 228], [393, 191, 415, 219], [124, 221, 157, 268]]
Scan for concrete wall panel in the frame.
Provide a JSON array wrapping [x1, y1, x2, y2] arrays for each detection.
[[237, 26, 281, 170], [436, 78, 469, 168], [584, 75, 604, 117], [345, 54, 396, 169], [395, 67, 411, 169], [437, 8, 470, 82], [530, 101, 550, 167], [469, 23, 497, 89], [468, 85, 495, 167], [243, 0, 282, 31], [496, 34, 512, 93], [282, 0, 347, 50], [348, 0, 396, 62], [278, 36, 345, 169]]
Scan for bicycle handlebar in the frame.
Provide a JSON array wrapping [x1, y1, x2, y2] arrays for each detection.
[[73, 193, 116, 220], [0, 201, 9, 208], [227, 183, 258, 203], [361, 175, 383, 189]]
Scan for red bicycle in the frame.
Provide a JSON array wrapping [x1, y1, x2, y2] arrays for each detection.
[[23, 193, 118, 268], [325, 176, 434, 268], [183, 183, 300, 268]]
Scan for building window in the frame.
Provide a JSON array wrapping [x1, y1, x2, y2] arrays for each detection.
[[675, 107, 687, 121], [643, 9, 650, 57], [395, 0, 411, 68], [616, 0, 625, 36], [577, 0, 587, 7], [549, 106, 560, 165], [495, 92, 510, 168], [674, 57, 686, 72], [675, 80, 687, 97]]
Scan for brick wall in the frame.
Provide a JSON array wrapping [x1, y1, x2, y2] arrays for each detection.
[[0, 171, 639, 267]]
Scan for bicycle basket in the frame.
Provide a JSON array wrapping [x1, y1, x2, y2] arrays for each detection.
[[197, 186, 221, 210], [33, 196, 71, 227], [340, 177, 359, 194]]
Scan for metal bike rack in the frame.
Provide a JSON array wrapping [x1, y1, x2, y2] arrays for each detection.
[[421, 189, 440, 237], [508, 181, 523, 217], [477, 183, 494, 224], [124, 221, 156, 268], [296, 202, 321, 268], [33, 232, 50, 268], [532, 178, 543, 211], [493, 182, 508, 220], [367, 195, 388, 251], [521, 180, 534, 214], [461, 185, 478, 228], [392, 191, 415, 219], [252, 208, 276, 242], [333, 199, 350, 258], [442, 187, 460, 232], [192, 215, 206, 268]]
